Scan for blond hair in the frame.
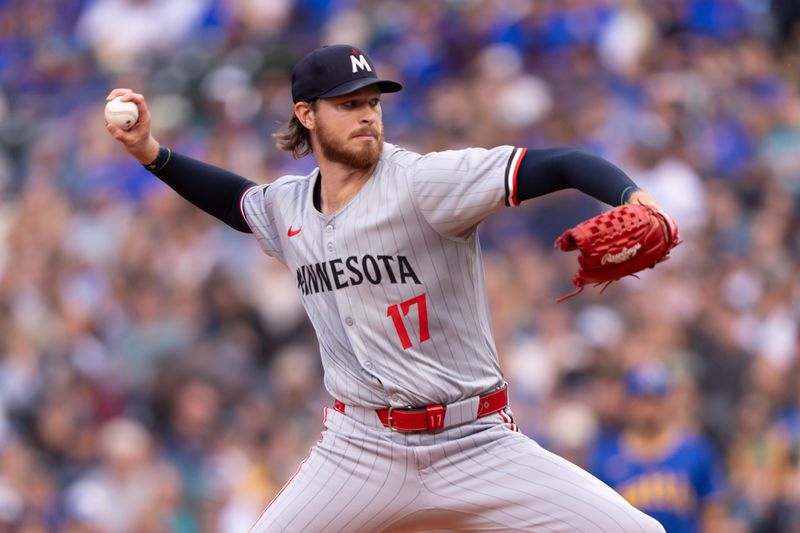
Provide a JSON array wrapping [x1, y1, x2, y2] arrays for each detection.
[[272, 103, 316, 159]]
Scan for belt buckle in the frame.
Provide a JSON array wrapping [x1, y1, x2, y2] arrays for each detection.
[[386, 404, 446, 432], [387, 406, 399, 432]]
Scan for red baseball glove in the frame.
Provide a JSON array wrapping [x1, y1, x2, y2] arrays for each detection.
[[554, 204, 681, 302]]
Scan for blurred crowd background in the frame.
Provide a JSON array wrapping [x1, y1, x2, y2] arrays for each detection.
[[0, 0, 799, 531]]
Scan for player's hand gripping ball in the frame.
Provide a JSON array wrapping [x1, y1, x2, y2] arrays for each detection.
[[104, 96, 139, 130], [554, 203, 681, 301]]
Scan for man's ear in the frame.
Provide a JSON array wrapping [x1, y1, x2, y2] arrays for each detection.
[[295, 102, 315, 130]]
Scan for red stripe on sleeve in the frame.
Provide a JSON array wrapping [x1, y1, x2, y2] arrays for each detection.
[[511, 147, 527, 207], [239, 185, 257, 226]]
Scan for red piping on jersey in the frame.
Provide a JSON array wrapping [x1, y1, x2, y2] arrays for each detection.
[[248, 422, 325, 531], [239, 185, 257, 227], [499, 409, 518, 432], [511, 147, 527, 207], [249, 454, 310, 531]]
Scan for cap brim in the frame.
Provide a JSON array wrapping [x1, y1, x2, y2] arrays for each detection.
[[319, 78, 402, 99]]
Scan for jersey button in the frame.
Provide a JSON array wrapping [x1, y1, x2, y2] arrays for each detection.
[[364, 361, 373, 369], [345, 317, 354, 326], [326, 224, 334, 232], [327, 242, 334, 252]]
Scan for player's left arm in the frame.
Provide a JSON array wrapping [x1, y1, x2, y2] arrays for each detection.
[[514, 148, 657, 207], [411, 145, 657, 240]]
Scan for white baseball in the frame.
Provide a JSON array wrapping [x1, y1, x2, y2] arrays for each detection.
[[104, 96, 139, 130]]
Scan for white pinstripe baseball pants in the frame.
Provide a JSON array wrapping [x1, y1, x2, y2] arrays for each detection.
[[250, 406, 664, 533]]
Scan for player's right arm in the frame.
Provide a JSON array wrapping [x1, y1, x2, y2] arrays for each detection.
[[105, 88, 255, 233]]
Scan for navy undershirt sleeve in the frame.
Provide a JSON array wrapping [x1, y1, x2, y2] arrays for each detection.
[[515, 148, 639, 206], [144, 147, 255, 233]]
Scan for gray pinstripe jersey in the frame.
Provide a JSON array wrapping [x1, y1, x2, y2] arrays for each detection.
[[241, 142, 527, 409]]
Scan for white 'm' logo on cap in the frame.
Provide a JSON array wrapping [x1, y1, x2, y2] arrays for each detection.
[[351, 54, 372, 73]]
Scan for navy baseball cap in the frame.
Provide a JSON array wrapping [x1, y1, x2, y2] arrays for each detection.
[[624, 362, 673, 397], [291, 44, 402, 103]]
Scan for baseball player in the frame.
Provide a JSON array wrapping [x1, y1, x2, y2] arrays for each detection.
[[107, 44, 666, 532], [589, 363, 729, 532]]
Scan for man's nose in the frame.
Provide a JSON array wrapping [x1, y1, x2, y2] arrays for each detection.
[[360, 106, 377, 124]]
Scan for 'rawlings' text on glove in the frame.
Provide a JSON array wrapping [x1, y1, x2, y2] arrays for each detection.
[[554, 204, 681, 302]]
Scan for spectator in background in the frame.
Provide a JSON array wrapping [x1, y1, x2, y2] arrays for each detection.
[[65, 417, 182, 532], [726, 393, 786, 531], [755, 366, 800, 532], [76, 0, 212, 74], [589, 362, 731, 533]]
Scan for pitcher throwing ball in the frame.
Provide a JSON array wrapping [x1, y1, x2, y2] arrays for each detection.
[[107, 44, 668, 532]]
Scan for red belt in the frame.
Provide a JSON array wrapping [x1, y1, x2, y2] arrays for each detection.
[[333, 385, 508, 432]]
